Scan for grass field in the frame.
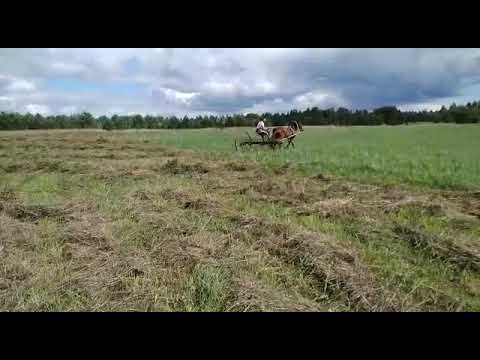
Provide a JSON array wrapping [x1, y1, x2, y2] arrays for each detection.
[[124, 124, 480, 189], [1, 125, 480, 311]]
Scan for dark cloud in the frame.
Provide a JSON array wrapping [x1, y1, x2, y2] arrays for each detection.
[[1, 48, 480, 115]]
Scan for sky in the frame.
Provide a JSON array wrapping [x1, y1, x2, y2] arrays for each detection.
[[1, 48, 480, 117]]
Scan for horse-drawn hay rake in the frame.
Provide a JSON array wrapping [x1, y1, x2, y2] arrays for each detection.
[[234, 132, 298, 150], [234, 121, 303, 151]]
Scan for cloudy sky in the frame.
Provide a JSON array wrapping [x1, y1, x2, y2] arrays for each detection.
[[1, 48, 480, 117]]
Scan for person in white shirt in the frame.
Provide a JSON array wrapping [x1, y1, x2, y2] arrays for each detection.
[[256, 119, 269, 141], [256, 119, 265, 131]]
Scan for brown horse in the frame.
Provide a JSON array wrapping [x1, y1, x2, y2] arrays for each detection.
[[270, 121, 303, 148]]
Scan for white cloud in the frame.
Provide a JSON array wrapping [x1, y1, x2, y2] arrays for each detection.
[[204, 81, 237, 94], [161, 88, 199, 106], [50, 62, 88, 76], [7, 79, 35, 92], [25, 104, 50, 115], [293, 91, 345, 109], [0, 74, 36, 93], [0, 96, 15, 111], [1, 48, 480, 116], [59, 105, 78, 114], [397, 102, 443, 112], [256, 81, 275, 94]]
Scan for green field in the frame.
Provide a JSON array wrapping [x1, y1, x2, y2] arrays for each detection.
[[1, 125, 480, 311], [124, 124, 480, 190]]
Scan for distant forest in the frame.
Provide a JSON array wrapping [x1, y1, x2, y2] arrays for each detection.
[[1, 102, 479, 130]]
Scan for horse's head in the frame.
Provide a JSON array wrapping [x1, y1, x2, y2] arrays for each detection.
[[289, 121, 303, 132]]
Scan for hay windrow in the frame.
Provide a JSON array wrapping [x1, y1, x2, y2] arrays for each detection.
[[257, 231, 391, 311], [225, 212, 394, 310], [230, 275, 322, 312], [393, 225, 480, 273], [161, 159, 209, 176], [0, 201, 72, 222], [295, 198, 361, 218], [224, 162, 249, 172]]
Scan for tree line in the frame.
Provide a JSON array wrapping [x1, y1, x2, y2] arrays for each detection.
[[0, 101, 479, 131]]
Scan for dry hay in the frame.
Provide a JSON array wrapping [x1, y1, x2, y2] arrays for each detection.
[[228, 214, 290, 242], [158, 188, 223, 214], [121, 167, 150, 178], [383, 195, 444, 216], [54, 202, 147, 306], [243, 178, 312, 207], [296, 198, 362, 218], [258, 231, 388, 311], [230, 275, 321, 312], [0, 188, 16, 201], [182, 197, 222, 212], [0, 213, 38, 252], [224, 161, 249, 172], [311, 173, 333, 182], [393, 225, 480, 273], [459, 197, 480, 219], [150, 230, 230, 273], [0, 201, 72, 223], [130, 189, 156, 201], [226, 213, 395, 310], [161, 159, 209, 176]]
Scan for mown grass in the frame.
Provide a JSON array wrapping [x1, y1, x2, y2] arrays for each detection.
[[1, 127, 479, 312]]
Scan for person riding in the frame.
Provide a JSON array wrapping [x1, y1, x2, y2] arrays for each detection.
[[256, 118, 269, 141]]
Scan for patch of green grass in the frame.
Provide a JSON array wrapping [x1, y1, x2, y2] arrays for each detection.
[[37, 218, 64, 256], [181, 264, 233, 312], [121, 125, 480, 190]]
